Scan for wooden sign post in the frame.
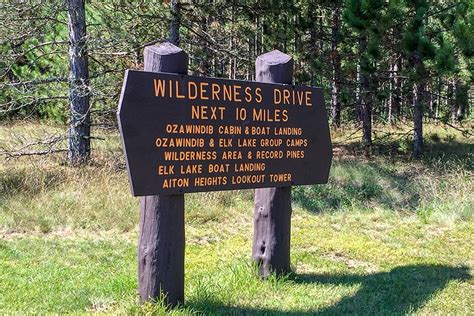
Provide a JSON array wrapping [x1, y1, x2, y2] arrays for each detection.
[[117, 44, 332, 307], [137, 42, 187, 306], [252, 50, 293, 278]]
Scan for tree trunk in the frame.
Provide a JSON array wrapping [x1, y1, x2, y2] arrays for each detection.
[[451, 78, 459, 124], [388, 62, 393, 124], [355, 63, 361, 120], [389, 57, 401, 124], [138, 43, 188, 307], [412, 55, 424, 158], [253, 50, 293, 278], [359, 37, 372, 149], [169, 0, 180, 46], [67, 0, 90, 165], [457, 82, 469, 121], [393, 58, 401, 120], [427, 78, 433, 118], [330, 6, 341, 127], [413, 81, 424, 158], [447, 78, 455, 123], [228, 3, 235, 79], [198, 14, 212, 75], [361, 82, 372, 149], [435, 77, 441, 120]]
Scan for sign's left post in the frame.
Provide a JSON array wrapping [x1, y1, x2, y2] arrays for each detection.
[[136, 42, 187, 307]]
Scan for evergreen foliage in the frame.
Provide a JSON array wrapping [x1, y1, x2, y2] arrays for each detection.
[[0, 0, 472, 157]]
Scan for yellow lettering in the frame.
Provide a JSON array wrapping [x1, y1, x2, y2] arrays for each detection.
[[153, 79, 165, 97], [188, 81, 198, 99], [274, 88, 281, 104], [200, 82, 209, 100]]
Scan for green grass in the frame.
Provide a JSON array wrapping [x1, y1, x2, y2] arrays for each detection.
[[0, 121, 473, 314]]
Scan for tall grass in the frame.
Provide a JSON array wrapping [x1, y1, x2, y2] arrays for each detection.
[[1, 121, 472, 232]]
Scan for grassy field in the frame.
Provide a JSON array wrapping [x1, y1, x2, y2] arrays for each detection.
[[0, 121, 473, 314]]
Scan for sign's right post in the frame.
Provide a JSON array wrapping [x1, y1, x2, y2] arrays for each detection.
[[252, 50, 293, 278]]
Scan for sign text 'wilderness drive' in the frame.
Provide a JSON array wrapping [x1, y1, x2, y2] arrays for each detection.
[[118, 70, 332, 195]]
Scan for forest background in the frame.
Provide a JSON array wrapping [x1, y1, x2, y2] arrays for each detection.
[[1, 0, 472, 160]]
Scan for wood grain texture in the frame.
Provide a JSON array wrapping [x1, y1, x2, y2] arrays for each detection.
[[138, 42, 187, 307], [138, 195, 184, 305], [252, 50, 293, 278]]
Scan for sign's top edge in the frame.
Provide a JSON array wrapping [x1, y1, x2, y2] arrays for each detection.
[[124, 69, 323, 91]]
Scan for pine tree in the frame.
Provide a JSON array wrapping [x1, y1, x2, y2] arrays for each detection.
[[403, 0, 435, 158], [344, 0, 385, 150]]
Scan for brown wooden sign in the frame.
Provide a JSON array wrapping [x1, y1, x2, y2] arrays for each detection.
[[118, 70, 332, 196]]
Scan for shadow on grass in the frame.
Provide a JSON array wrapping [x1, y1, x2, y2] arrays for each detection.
[[188, 264, 470, 315], [291, 264, 470, 315]]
